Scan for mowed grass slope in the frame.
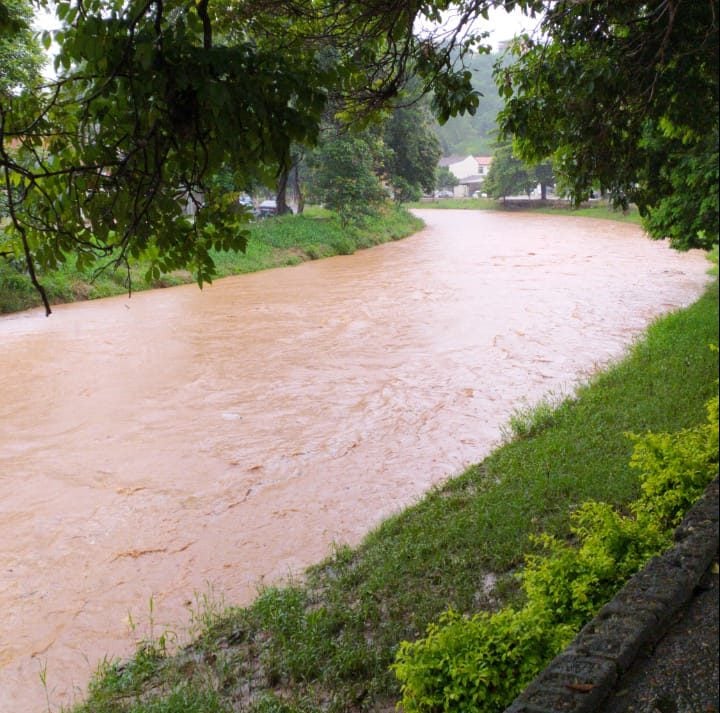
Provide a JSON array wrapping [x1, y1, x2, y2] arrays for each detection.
[[68, 255, 719, 712]]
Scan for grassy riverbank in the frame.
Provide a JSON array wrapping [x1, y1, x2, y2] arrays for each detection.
[[411, 197, 643, 225], [0, 206, 422, 315], [66, 255, 718, 712]]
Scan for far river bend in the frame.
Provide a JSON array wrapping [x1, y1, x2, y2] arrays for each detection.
[[0, 209, 711, 712]]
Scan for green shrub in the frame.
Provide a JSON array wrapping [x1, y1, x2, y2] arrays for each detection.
[[393, 606, 574, 713], [305, 244, 328, 260], [330, 235, 355, 256], [630, 393, 719, 529], [522, 501, 668, 629]]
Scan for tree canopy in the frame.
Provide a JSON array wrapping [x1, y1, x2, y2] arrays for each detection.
[[483, 140, 554, 200], [309, 130, 388, 226], [383, 102, 442, 202], [496, 0, 719, 249], [483, 140, 534, 200], [0, 0, 44, 96]]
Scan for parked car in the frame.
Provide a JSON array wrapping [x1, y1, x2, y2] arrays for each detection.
[[255, 199, 294, 218], [238, 193, 254, 208], [255, 199, 278, 218], [434, 190, 454, 199]]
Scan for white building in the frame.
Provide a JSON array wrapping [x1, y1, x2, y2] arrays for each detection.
[[438, 155, 494, 197], [438, 155, 479, 180]]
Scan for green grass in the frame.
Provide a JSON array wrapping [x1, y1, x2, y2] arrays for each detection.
[[66, 253, 719, 713], [408, 197, 643, 224], [0, 206, 423, 314], [527, 201, 643, 224], [408, 197, 497, 210]]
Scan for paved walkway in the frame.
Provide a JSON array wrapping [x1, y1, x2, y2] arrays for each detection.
[[604, 556, 719, 713]]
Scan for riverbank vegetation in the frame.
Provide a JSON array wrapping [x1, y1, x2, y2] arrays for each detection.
[[411, 197, 643, 225], [65, 257, 718, 712], [394, 382, 718, 711], [0, 206, 422, 315]]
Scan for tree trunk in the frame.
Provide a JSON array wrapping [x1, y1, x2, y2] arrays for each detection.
[[292, 163, 304, 215], [276, 167, 291, 215]]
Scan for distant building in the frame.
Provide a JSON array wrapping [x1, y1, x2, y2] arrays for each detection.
[[438, 155, 479, 181], [438, 155, 494, 197], [475, 156, 493, 176]]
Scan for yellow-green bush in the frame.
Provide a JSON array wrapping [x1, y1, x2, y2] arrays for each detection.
[[522, 501, 669, 631], [630, 394, 718, 529], [393, 605, 574, 713]]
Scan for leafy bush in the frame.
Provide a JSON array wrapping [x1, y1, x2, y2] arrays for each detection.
[[393, 606, 574, 713], [329, 235, 356, 256], [312, 135, 388, 227], [630, 393, 719, 529], [392, 177, 423, 203], [394, 378, 718, 713], [522, 502, 668, 629], [304, 244, 329, 260]]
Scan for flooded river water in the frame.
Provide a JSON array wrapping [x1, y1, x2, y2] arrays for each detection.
[[0, 209, 711, 711]]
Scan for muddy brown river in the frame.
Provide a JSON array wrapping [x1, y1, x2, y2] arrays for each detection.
[[0, 209, 711, 712]]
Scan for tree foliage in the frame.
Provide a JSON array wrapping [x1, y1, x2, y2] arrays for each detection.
[[483, 140, 538, 200], [496, 0, 719, 249], [0, 0, 44, 96], [435, 165, 459, 191], [309, 130, 388, 226], [383, 102, 442, 202]]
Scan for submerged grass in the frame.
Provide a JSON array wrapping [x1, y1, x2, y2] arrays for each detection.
[[0, 206, 423, 315], [66, 254, 718, 712]]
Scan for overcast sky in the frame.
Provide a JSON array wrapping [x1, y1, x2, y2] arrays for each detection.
[[485, 5, 537, 48]]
